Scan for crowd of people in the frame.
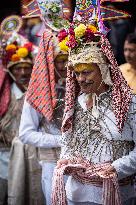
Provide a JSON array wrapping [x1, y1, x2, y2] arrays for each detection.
[[0, 0, 136, 205]]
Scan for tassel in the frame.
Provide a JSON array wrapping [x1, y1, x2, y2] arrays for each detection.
[[92, 93, 99, 119]]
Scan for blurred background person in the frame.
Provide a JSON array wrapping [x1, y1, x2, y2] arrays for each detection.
[[19, 0, 70, 203], [19, 30, 68, 204], [104, 2, 136, 66], [120, 32, 136, 94], [0, 15, 44, 205], [23, 17, 42, 46], [0, 31, 33, 205]]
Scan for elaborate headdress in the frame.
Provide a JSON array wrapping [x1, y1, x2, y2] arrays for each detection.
[[58, 0, 130, 64], [23, 1, 70, 120], [22, 0, 72, 32], [0, 15, 38, 116], [26, 29, 67, 121], [59, 0, 132, 132], [0, 15, 38, 70], [25, 1, 69, 120]]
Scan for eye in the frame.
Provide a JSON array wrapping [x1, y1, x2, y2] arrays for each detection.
[[130, 49, 135, 52], [82, 70, 93, 75], [74, 71, 80, 77]]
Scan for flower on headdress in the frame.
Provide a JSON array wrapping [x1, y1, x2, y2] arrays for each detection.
[[48, 2, 60, 13], [69, 27, 75, 35], [58, 29, 68, 42], [87, 25, 97, 33], [24, 42, 33, 52], [11, 54, 20, 62], [17, 47, 28, 58], [6, 49, 16, 62], [12, 41, 18, 46], [59, 37, 69, 52], [74, 24, 87, 38], [85, 28, 95, 42], [6, 44, 17, 52], [67, 35, 78, 49]]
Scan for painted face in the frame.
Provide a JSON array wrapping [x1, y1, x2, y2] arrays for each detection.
[[10, 62, 32, 92], [124, 40, 136, 66], [74, 63, 103, 94], [54, 54, 68, 79]]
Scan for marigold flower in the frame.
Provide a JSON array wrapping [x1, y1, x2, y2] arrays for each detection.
[[17, 47, 28, 58], [59, 37, 69, 52], [87, 25, 97, 33], [11, 54, 20, 62], [74, 24, 87, 38], [6, 44, 17, 52]]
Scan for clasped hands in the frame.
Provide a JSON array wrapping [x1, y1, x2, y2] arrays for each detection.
[[57, 158, 116, 178]]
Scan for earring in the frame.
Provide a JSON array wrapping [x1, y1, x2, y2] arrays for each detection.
[[72, 71, 75, 78]]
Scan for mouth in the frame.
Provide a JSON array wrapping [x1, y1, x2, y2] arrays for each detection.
[[80, 81, 94, 88], [19, 78, 29, 84], [126, 57, 132, 62]]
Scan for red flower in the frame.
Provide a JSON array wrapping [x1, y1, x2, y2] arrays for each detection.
[[85, 28, 95, 42], [12, 41, 18, 46], [6, 49, 16, 60], [58, 29, 68, 42], [67, 35, 78, 49], [24, 42, 33, 52], [69, 27, 75, 35]]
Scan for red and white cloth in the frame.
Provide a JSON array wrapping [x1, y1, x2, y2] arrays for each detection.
[[26, 30, 58, 121], [52, 161, 122, 205], [0, 62, 10, 117]]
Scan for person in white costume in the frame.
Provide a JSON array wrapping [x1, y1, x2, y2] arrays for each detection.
[[52, 1, 136, 205]]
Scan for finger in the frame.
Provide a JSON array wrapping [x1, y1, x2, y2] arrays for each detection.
[[56, 164, 61, 169], [56, 161, 62, 169]]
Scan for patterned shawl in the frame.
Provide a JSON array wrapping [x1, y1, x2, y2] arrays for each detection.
[[62, 35, 132, 133], [0, 62, 10, 117], [26, 30, 58, 121], [52, 161, 122, 205]]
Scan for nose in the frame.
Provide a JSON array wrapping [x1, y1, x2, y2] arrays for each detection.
[[20, 68, 26, 75], [78, 73, 86, 82], [124, 50, 130, 58]]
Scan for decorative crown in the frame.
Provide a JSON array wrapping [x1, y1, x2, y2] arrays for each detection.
[[2, 32, 38, 69], [0, 15, 38, 69], [58, 22, 101, 52], [58, 0, 130, 64]]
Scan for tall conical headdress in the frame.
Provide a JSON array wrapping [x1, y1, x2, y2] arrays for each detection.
[[22, 0, 72, 31], [59, 0, 132, 132], [75, 0, 130, 35]]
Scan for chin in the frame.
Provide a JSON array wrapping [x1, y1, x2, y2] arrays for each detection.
[[126, 59, 133, 64], [81, 88, 92, 94]]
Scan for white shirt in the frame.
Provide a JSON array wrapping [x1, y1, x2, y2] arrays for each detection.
[[19, 100, 61, 149], [11, 83, 24, 100]]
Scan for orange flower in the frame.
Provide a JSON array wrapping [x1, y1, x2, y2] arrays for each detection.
[[87, 25, 97, 33], [6, 44, 17, 52], [11, 54, 20, 62]]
